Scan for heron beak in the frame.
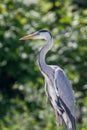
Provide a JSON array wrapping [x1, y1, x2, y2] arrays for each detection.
[[19, 33, 37, 40]]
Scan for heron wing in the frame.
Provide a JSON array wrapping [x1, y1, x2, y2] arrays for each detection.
[[54, 68, 76, 130]]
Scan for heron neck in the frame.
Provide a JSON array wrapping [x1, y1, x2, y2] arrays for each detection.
[[38, 38, 53, 76]]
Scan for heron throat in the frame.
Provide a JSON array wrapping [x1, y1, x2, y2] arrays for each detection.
[[38, 37, 53, 76]]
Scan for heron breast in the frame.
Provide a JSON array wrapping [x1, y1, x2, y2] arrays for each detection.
[[45, 77, 57, 109]]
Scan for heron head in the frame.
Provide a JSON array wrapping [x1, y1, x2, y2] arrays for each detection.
[[19, 29, 52, 41]]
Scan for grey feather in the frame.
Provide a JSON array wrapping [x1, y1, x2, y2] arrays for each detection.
[[54, 67, 76, 130]]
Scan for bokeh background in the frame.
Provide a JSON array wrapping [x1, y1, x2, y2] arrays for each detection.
[[0, 0, 87, 130]]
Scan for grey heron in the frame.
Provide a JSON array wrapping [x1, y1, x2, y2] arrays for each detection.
[[19, 30, 76, 130]]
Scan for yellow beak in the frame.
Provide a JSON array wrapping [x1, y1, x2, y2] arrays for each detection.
[[19, 33, 37, 40]]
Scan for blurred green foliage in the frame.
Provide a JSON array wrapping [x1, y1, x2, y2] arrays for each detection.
[[0, 0, 87, 130]]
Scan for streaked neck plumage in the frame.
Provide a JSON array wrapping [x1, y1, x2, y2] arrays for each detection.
[[38, 35, 53, 76]]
